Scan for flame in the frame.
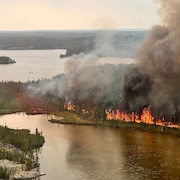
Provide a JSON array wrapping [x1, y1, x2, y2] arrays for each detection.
[[106, 108, 154, 123], [63, 102, 180, 129], [106, 107, 180, 128], [64, 102, 75, 111], [140, 107, 154, 124]]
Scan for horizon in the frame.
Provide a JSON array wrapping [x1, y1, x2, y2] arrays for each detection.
[[0, 28, 149, 33]]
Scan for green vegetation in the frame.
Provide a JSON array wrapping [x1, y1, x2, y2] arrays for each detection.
[[100, 120, 180, 136], [0, 167, 11, 179], [0, 56, 16, 64], [0, 126, 44, 152], [49, 111, 180, 136], [0, 82, 23, 114], [49, 111, 95, 125], [0, 81, 47, 114], [0, 126, 44, 178]]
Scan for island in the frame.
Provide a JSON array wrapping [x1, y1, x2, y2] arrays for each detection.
[[0, 56, 16, 64]]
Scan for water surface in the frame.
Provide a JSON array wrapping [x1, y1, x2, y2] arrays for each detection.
[[0, 50, 134, 82], [0, 113, 179, 180], [0, 50, 66, 81]]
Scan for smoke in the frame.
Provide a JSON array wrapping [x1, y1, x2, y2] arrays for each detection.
[[122, 0, 180, 120], [59, 30, 138, 105], [31, 54, 127, 107], [93, 30, 121, 57], [92, 30, 142, 58], [66, 62, 126, 105], [28, 0, 180, 122], [27, 28, 133, 107]]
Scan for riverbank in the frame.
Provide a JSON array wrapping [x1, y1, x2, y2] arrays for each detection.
[[49, 111, 95, 125], [49, 111, 180, 137], [1, 110, 179, 137], [0, 111, 180, 179], [0, 120, 45, 179], [0, 159, 45, 180], [102, 120, 180, 136], [0, 145, 45, 180]]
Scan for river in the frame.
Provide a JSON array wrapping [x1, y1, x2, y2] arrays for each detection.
[[0, 113, 179, 180]]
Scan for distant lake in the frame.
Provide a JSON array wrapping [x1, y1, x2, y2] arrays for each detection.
[[0, 50, 134, 82], [0, 50, 66, 82]]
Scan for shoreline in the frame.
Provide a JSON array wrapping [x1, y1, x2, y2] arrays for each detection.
[[0, 112, 45, 179], [0, 110, 179, 178], [0, 143, 45, 180], [48, 111, 180, 137], [0, 109, 22, 115], [1, 110, 180, 136]]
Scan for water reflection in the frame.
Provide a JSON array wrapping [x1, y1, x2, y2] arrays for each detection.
[[66, 126, 132, 180], [119, 130, 180, 180], [0, 113, 179, 180]]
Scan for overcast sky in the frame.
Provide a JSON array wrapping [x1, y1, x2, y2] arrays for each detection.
[[0, 0, 161, 31]]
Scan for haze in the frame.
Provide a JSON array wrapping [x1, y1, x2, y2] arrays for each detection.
[[0, 0, 160, 31]]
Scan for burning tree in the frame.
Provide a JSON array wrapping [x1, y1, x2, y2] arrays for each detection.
[[26, 0, 180, 127]]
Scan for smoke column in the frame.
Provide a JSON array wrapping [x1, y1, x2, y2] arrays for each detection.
[[29, 29, 132, 107], [123, 0, 180, 121]]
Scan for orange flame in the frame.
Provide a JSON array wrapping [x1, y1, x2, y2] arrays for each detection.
[[63, 102, 180, 129], [140, 107, 154, 124], [106, 107, 180, 128], [64, 102, 75, 111]]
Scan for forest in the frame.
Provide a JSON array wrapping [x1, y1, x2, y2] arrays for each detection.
[[1, 78, 180, 125], [0, 30, 146, 57]]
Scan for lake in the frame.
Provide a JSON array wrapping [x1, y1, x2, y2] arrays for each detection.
[[0, 50, 66, 82], [0, 113, 179, 180], [0, 50, 134, 82]]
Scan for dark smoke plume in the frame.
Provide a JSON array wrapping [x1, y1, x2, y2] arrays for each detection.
[[123, 0, 180, 121]]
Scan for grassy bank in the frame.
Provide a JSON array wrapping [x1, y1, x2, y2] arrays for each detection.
[[100, 120, 180, 136], [49, 111, 96, 125], [49, 111, 180, 136]]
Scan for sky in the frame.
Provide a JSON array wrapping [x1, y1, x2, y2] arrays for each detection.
[[0, 0, 161, 31]]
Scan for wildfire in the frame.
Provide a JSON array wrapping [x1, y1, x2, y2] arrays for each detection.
[[63, 102, 180, 129], [106, 107, 180, 128], [64, 101, 75, 111], [140, 108, 154, 124]]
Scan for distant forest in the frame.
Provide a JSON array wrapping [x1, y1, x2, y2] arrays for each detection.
[[0, 30, 147, 57]]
